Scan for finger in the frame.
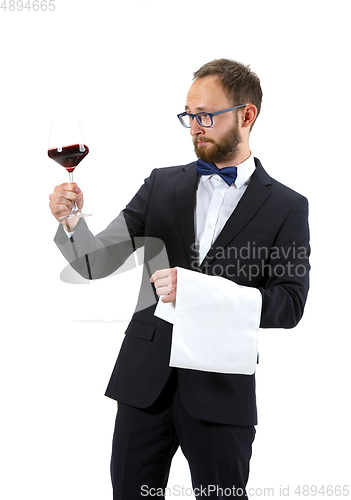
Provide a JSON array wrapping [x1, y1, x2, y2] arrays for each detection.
[[51, 191, 80, 209], [62, 190, 81, 202], [52, 203, 71, 219], [154, 283, 172, 296], [150, 269, 170, 283], [161, 287, 177, 303], [154, 271, 177, 288], [53, 195, 73, 209], [54, 182, 77, 193], [76, 192, 84, 211], [50, 192, 74, 212], [170, 268, 177, 285], [153, 276, 172, 295], [154, 276, 171, 288]]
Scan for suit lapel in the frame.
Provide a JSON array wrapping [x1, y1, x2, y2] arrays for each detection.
[[175, 162, 199, 266], [200, 158, 272, 271]]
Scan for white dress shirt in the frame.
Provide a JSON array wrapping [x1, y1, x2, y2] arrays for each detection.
[[195, 154, 256, 264]]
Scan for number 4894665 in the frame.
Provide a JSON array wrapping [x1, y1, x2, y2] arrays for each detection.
[[0, 0, 55, 11]]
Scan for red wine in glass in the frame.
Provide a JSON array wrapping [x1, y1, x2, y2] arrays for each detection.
[[48, 143, 89, 173], [48, 120, 92, 222]]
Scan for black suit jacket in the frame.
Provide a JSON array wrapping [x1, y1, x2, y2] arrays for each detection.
[[55, 158, 310, 426]]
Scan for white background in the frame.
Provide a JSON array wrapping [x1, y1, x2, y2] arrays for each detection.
[[1, 0, 350, 498]]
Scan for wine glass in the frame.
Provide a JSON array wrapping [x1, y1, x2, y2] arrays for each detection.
[[48, 119, 92, 221]]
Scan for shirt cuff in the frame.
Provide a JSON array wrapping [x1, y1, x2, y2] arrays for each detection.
[[154, 267, 262, 375], [63, 226, 75, 238]]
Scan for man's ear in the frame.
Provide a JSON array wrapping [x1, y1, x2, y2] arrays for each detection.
[[241, 104, 257, 129]]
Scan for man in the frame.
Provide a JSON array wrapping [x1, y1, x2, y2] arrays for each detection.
[[49, 59, 310, 499]]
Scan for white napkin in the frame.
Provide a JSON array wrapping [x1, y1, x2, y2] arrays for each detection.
[[154, 267, 262, 375]]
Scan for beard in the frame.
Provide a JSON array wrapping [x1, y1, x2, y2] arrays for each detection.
[[193, 122, 241, 164]]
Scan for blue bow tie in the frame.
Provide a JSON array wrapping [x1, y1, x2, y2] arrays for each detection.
[[196, 159, 238, 186]]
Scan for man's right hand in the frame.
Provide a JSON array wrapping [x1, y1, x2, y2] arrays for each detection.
[[49, 182, 84, 231]]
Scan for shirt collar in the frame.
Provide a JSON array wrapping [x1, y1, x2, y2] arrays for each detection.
[[234, 153, 255, 189]]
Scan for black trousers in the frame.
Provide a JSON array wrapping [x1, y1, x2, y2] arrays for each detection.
[[111, 370, 255, 499]]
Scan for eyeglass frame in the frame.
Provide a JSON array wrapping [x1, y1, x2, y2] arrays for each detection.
[[177, 104, 247, 128]]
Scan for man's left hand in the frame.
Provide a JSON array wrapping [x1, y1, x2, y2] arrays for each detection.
[[150, 268, 177, 303]]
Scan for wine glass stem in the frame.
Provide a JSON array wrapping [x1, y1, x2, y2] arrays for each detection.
[[69, 171, 78, 212]]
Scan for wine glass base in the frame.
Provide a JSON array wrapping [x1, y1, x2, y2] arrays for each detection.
[[59, 210, 92, 221]]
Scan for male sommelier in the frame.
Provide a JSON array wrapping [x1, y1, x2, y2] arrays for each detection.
[[49, 59, 310, 499]]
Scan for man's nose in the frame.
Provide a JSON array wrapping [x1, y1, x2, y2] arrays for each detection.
[[190, 117, 205, 136]]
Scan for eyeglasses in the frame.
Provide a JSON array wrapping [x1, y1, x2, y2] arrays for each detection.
[[177, 105, 246, 128]]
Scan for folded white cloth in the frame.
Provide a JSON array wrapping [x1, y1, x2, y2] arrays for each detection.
[[154, 267, 262, 375]]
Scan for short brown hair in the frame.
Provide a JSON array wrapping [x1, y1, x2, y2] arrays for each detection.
[[193, 58, 262, 130]]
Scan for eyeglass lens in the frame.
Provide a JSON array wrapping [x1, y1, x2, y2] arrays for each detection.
[[180, 113, 212, 128]]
